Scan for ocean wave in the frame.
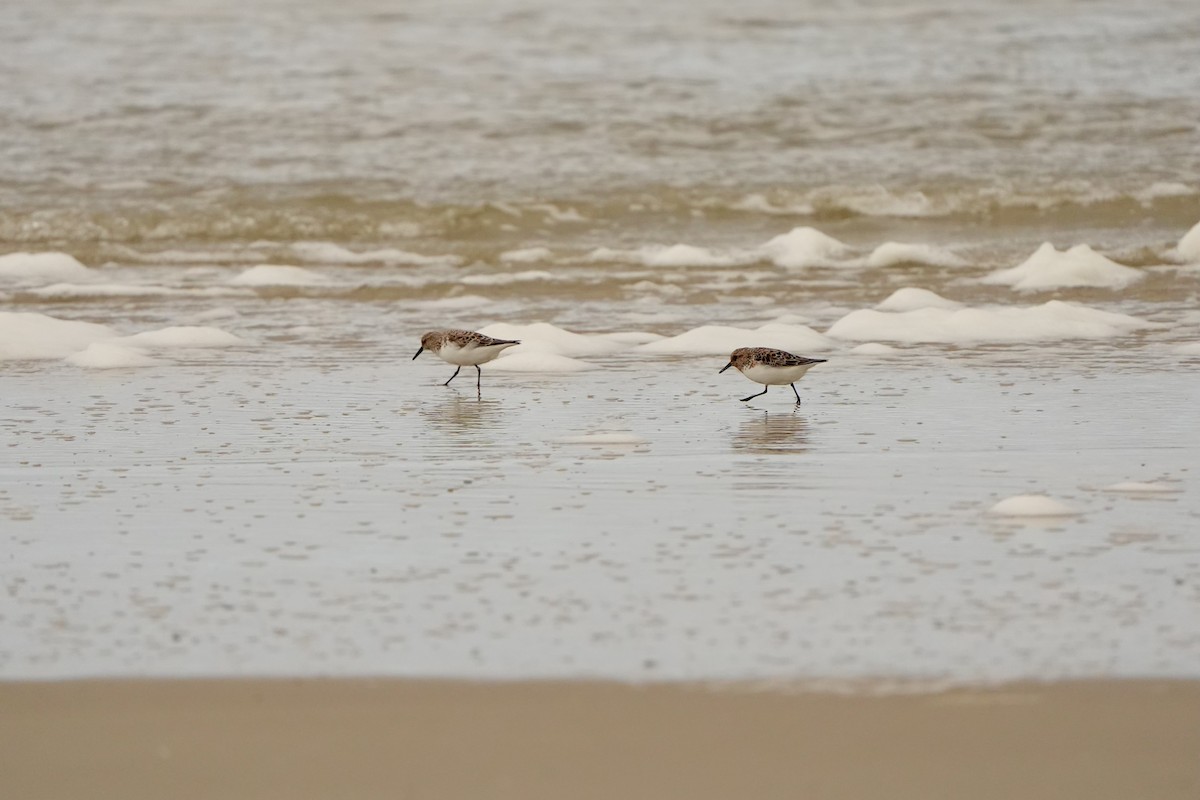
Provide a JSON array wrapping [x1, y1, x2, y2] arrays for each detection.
[[2, 183, 1195, 249]]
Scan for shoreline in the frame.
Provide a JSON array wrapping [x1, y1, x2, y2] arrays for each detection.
[[3, 677, 1198, 799]]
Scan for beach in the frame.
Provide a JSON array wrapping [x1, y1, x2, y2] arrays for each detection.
[[5, 679, 1199, 800]]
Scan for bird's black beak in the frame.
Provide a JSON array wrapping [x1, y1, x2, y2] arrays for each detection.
[[412, 347, 424, 360], [719, 362, 732, 374]]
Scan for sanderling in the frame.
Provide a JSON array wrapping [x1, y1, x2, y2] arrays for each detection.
[[412, 329, 520, 391], [719, 347, 826, 404]]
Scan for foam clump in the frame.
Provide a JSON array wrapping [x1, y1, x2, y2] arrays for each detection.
[[66, 342, 160, 369], [987, 495, 1080, 517], [588, 244, 740, 268], [639, 322, 832, 355], [116, 326, 244, 348], [875, 288, 963, 312], [865, 242, 966, 268], [486, 352, 591, 373], [1103, 481, 1179, 494], [849, 342, 898, 355], [759, 227, 850, 268], [290, 241, 458, 266], [230, 265, 331, 286], [0, 312, 115, 360], [600, 331, 665, 345], [826, 300, 1149, 344], [0, 252, 92, 283], [983, 243, 1142, 290], [1178, 220, 1200, 262], [479, 322, 629, 357], [500, 247, 552, 263]]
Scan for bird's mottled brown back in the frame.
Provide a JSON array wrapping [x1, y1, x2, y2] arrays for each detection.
[[729, 347, 826, 369], [421, 329, 520, 351]]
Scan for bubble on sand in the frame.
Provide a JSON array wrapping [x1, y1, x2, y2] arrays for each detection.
[[487, 352, 590, 373], [849, 342, 898, 355], [1103, 482, 1180, 494], [116, 326, 245, 349], [639, 322, 832, 356], [826, 300, 1150, 344], [0, 312, 115, 360], [479, 322, 629, 357], [66, 342, 161, 369], [875, 288, 963, 312], [987, 495, 1080, 517]]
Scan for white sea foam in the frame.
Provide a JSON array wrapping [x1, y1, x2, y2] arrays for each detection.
[[479, 322, 629, 357], [875, 288, 963, 312], [230, 265, 332, 286], [599, 331, 665, 345], [587, 244, 741, 268], [982, 243, 1143, 291], [1103, 481, 1180, 494], [116, 247, 266, 264], [826, 300, 1150, 344], [66, 342, 161, 369], [0, 252, 92, 283], [759, 227, 851, 269], [461, 270, 557, 285], [191, 307, 241, 322], [987, 495, 1080, 517], [486, 352, 591, 373], [27, 283, 247, 299], [290, 241, 458, 266], [849, 342, 899, 355], [116, 326, 244, 349], [1133, 182, 1196, 203], [1173, 342, 1200, 355], [0, 312, 115, 360], [500, 247, 553, 263], [1177, 221, 1200, 263], [639, 322, 833, 356], [864, 242, 967, 268]]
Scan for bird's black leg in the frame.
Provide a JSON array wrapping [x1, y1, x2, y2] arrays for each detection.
[[740, 386, 769, 402], [791, 383, 802, 404], [443, 366, 461, 386], [475, 365, 482, 393]]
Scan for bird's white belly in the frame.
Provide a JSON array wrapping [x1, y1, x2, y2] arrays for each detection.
[[741, 363, 814, 385], [438, 342, 516, 366]]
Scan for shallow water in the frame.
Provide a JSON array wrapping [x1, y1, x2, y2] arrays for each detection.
[[2, 335, 1199, 681], [1, 0, 1199, 684]]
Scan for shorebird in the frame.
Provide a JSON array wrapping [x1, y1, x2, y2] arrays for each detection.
[[719, 347, 826, 404], [412, 329, 520, 391]]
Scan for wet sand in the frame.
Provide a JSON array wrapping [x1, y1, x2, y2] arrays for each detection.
[[3, 678, 1198, 800]]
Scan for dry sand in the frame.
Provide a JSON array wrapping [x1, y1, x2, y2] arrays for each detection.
[[2, 679, 1197, 800]]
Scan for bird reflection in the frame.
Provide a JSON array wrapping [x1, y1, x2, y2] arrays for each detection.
[[416, 395, 506, 457], [731, 409, 810, 454]]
